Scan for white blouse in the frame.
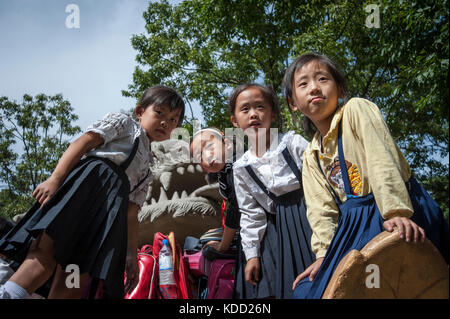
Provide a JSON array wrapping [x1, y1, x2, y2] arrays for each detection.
[[84, 112, 154, 207], [233, 131, 309, 261]]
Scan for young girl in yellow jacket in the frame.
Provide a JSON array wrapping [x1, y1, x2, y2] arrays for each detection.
[[283, 53, 449, 299]]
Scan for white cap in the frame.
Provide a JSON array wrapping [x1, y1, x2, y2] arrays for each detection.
[[192, 128, 223, 140]]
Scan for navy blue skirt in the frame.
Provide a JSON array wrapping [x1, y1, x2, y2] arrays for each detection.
[[235, 191, 315, 299], [0, 157, 130, 299], [293, 177, 449, 299], [408, 177, 449, 262], [275, 191, 315, 298], [234, 212, 277, 299]]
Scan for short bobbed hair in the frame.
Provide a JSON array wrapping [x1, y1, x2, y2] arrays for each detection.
[[282, 53, 348, 139]]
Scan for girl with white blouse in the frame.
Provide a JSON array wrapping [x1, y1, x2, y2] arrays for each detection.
[[230, 83, 315, 299], [0, 86, 185, 299]]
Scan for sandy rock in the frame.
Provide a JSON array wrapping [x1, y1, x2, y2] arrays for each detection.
[[323, 230, 449, 299]]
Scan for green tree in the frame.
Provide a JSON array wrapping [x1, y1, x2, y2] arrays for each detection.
[[125, 0, 448, 217], [123, 0, 310, 131], [0, 94, 81, 219]]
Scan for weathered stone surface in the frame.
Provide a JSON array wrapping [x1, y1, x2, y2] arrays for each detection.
[[323, 230, 449, 299]]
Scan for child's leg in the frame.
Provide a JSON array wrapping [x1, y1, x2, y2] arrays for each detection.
[[47, 264, 89, 299], [8, 232, 57, 295]]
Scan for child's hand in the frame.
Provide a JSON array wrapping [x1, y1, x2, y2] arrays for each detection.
[[203, 240, 222, 252], [245, 257, 260, 286], [292, 257, 324, 290], [32, 176, 63, 207], [125, 255, 139, 294], [383, 216, 425, 243]]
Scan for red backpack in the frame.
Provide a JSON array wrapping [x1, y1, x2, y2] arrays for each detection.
[[152, 231, 193, 299], [124, 244, 159, 299], [125, 232, 193, 299]]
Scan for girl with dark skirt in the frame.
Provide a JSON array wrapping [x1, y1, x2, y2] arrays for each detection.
[[230, 83, 315, 299], [0, 86, 185, 299], [283, 53, 449, 299]]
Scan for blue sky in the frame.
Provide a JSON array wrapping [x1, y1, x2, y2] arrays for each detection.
[[0, 0, 201, 137]]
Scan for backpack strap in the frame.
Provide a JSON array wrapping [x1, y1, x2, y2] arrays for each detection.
[[244, 165, 277, 202], [129, 169, 151, 194], [337, 122, 359, 199], [281, 147, 304, 195], [120, 138, 139, 170]]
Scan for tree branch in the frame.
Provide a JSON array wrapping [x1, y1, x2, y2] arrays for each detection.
[[334, 3, 356, 41], [361, 68, 378, 98], [160, 57, 241, 85]]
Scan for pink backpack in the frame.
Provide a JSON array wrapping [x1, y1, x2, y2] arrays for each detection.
[[183, 250, 205, 278], [205, 258, 235, 299], [183, 232, 237, 299]]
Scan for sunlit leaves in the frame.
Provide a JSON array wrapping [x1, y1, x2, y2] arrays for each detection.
[[0, 94, 81, 219]]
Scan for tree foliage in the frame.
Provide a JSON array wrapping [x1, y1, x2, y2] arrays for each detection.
[[0, 94, 81, 219], [125, 0, 448, 217]]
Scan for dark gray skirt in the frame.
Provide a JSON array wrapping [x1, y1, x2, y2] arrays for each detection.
[[234, 191, 315, 299], [275, 191, 315, 298], [0, 156, 129, 298], [234, 213, 277, 299]]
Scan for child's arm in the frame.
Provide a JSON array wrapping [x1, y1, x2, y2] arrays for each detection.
[[233, 169, 267, 286], [206, 185, 240, 252], [204, 227, 237, 252], [219, 226, 237, 251], [233, 170, 267, 261], [32, 132, 103, 206], [346, 98, 413, 219], [302, 154, 340, 259], [124, 201, 140, 294], [346, 99, 425, 242]]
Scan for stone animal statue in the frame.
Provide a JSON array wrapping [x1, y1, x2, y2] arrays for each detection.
[[138, 139, 222, 247]]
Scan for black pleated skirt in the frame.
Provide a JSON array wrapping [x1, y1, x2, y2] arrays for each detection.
[[234, 191, 315, 299], [0, 157, 130, 298]]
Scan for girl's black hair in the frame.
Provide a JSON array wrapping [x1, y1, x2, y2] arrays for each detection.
[[282, 53, 348, 139], [228, 83, 280, 119], [137, 85, 185, 126]]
